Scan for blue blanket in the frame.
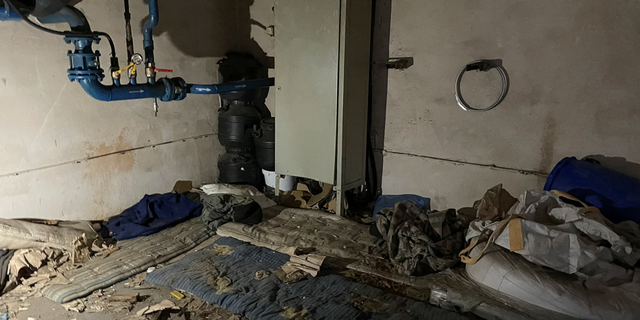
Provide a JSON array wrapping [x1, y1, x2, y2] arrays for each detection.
[[146, 237, 468, 320], [107, 193, 202, 240]]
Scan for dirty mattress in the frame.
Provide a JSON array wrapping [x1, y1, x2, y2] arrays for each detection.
[[145, 237, 467, 320], [216, 208, 380, 260], [42, 218, 213, 303]]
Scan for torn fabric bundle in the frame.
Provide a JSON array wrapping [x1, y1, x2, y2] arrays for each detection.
[[376, 201, 467, 276], [200, 194, 262, 233]]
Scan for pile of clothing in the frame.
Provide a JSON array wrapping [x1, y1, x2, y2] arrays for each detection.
[[0, 182, 272, 314], [373, 201, 469, 276], [372, 184, 640, 320], [106, 183, 272, 240]]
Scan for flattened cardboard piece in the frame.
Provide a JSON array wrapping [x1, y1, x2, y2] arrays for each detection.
[[508, 218, 525, 252], [307, 183, 333, 208], [172, 181, 193, 194]]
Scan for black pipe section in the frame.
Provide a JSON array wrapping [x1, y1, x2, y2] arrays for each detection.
[[124, 0, 134, 64]]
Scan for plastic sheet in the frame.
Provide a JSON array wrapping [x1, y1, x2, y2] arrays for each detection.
[[466, 243, 640, 320], [347, 259, 578, 320], [465, 190, 640, 287]]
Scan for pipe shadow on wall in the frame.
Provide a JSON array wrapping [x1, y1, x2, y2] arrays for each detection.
[[141, 0, 271, 117], [141, 0, 266, 59], [370, 0, 392, 193]]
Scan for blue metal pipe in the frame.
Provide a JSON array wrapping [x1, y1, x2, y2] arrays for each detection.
[[38, 6, 91, 32], [78, 79, 167, 102], [0, 0, 20, 21], [143, 0, 158, 65], [187, 78, 275, 94], [78, 77, 274, 102], [3, 0, 275, 104], [65, 34, 273, 103]]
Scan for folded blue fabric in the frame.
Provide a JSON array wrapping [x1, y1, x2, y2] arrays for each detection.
[[373, 194, 430, 218], [106, 193, 202, 240]]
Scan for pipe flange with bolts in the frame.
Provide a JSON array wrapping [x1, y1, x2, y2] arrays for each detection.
[[455, 60, 509, 112]]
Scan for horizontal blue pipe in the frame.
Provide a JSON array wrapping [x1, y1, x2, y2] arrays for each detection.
[[187, 78, 275, 94], [79, 79, 166, 102], [78, 78, 275, 102]]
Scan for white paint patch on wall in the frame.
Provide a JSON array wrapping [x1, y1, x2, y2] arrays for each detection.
[[0, 0, 274, 219], [382, 0, 640, 205]]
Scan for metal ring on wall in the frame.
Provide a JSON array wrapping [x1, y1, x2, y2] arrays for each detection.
[[455, 60, 509, 112]]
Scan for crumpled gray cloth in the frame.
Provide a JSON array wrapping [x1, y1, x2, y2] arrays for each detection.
[[201, 194, 253, 232], [376, 201, 466, 276]]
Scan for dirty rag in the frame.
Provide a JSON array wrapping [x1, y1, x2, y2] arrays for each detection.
[[373, 194, 430, 218], [106, 193, 203, 240], [376, 201, 466, 276], [473, 184, 517, 221], [201, 194, 262, 232], [201, 183, 276, 209]]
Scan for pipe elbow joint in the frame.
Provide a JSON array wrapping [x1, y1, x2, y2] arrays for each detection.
[[76, 77, 186, 102], [79, 80, 112, 101], [144, 15, 158, 30], [142, 0, 158, 43]]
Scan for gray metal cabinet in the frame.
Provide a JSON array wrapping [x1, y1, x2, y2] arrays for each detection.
[[274, 0, 372, 214]]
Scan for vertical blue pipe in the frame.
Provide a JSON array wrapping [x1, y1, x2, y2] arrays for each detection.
[[143, 0, 158, 83], [0, 0, 21, 21], [143, 0, 158, 62]]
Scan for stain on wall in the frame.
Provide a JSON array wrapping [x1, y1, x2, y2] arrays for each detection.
[[538, 114, 557, 173], [0, 0, 274, 219]]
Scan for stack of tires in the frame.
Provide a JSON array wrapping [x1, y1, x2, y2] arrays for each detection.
[[217, 53, 274, 189]]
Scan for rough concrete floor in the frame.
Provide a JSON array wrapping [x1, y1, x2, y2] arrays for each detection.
[[11, 280, 244, 320], [2, 207, 293, 320], [11, 278, 245, 320]]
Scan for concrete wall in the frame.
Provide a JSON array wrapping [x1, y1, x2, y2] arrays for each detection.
[[0, 0, 274, 220], [382, 1, 640, 210]]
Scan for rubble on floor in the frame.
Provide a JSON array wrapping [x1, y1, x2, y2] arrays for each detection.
[[2, 176, 640, 320]]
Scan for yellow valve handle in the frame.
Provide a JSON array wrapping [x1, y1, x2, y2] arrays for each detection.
[[114, 62, 136, 77]]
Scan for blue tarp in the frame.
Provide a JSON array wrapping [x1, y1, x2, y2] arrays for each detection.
[[106, 193, 202, 240]]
